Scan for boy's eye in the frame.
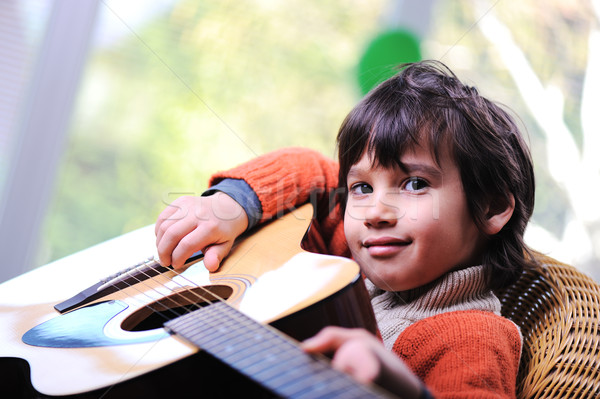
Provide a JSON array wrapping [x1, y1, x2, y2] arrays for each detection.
[[405, 177, 428, 192], [350, 183, 373, 195]]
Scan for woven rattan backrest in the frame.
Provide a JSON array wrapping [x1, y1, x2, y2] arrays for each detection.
[[496, 252, 600, 398]]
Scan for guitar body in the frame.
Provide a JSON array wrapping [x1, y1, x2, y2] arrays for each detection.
[[0, 205, 377, 398]]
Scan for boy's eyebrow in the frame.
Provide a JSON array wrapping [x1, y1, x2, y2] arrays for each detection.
[[347, 164, 374, 180], [399, 162, 443, 178], [347, 162, 444, 179], [347, 166, 366, 177]]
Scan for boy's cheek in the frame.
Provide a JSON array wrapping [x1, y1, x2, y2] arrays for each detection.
[[344, 201, 372, 225], [344, 204, 363, 223]]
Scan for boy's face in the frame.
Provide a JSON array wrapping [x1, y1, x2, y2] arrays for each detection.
[[344, 144, 485, 292]]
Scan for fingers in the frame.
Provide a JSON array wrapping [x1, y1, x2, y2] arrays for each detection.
[[203, 243, 234, 272], [155, 198, 188, 241], [156, 195, 211, 267], [169, 227, 232, 271], [303, 327, 424, 398], [301, 326, 374, 354], [156, 215, 197, 267], [302, 327, 381, 385], [155, 194, 249, 272], [168, 226, 207, 270], [332, 340, 380, 385], [301, 326, 343, 353]]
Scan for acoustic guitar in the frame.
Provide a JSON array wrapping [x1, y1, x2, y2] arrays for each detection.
[[0, 204, 389, 398]]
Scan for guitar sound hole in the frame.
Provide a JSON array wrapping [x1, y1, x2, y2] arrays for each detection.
[[121, 285, 233, 332]]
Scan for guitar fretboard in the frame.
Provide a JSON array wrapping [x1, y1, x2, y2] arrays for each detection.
[[165, 301, 391, 398]]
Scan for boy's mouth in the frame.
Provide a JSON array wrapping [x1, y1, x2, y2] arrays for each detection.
[[363, 236, 411, 246], [362, 237, 411, 257]]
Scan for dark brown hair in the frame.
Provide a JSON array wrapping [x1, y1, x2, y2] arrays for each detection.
[[337, 60, 535, 289]]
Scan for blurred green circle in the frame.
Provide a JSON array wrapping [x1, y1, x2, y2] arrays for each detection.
[[358, 29, 421, 95]]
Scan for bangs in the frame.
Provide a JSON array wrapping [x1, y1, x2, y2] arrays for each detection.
[[337, 88, 446, 190]]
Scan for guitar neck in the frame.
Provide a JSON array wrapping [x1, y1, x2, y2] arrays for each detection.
[[165, 301, 392, 399]]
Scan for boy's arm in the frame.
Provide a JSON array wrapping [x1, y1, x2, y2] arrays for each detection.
[[396, 311, 522, 398], [208, 147, 340, 223], [156, 147, 344, 271], [202, 178, 263, 231], [208, 147, 349, 258]]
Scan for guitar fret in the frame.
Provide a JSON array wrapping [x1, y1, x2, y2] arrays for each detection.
[[220, 335, 279, 363], [190, 321, 264, 353], [263, 365, 327, 396], [240, 343, 308, 375], [254, 350, 313, 381], [253, 363, 303, 388], [298, 385, 371, 399], [167, 303, 265, 350], [216, 332, 267, 360], [268, 361, 349, 398], [169, 307, 221, 333], [173, 305, 258, 345], [228, 346, 274, 371], [217, 322, 271, 349], [165, 301, 391, 399], [289, 372, 377, 399], [174, 322, 231, 348], [174, 305, 294, 368], [205, 333, 279, 367], [233, 336, 296, 366], [317, 373, 376, 398], [228, 339, 302, 376]]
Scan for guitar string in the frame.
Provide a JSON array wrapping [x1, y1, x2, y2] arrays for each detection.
[[99, 269, 198, 325], [99, 259, 221, 325], [84, 257, 218, 329], [94, 245, 254, 329]]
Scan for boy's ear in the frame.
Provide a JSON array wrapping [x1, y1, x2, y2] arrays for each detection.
[[482, 193, 515, 235]]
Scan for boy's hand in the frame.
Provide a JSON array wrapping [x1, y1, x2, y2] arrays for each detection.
[[301, 327, 423, 398], [155, 193, 249, 272]]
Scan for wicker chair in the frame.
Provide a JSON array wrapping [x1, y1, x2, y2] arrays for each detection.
[[496, 252, 600, 398]]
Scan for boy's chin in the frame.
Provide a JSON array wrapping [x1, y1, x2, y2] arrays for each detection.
[[363, 271, 413, 292]]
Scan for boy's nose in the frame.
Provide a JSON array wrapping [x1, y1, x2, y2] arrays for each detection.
[[364, 194, 399, 227]]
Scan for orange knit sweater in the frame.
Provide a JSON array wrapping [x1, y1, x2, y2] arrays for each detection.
[[210, 147, 522, 398]]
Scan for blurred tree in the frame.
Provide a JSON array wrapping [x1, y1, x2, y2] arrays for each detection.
[[39, 0, 385, 264], [427, 0, 600, 279]]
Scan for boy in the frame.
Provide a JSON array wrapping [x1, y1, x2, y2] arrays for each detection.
[[155, 60, 535, 397]]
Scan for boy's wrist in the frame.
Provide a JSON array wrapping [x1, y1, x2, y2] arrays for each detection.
[[202, 178, 262, 230]]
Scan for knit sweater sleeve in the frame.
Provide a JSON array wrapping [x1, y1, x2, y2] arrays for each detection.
[[208, 147, 350, 257], [394, 310, 522, 398]]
